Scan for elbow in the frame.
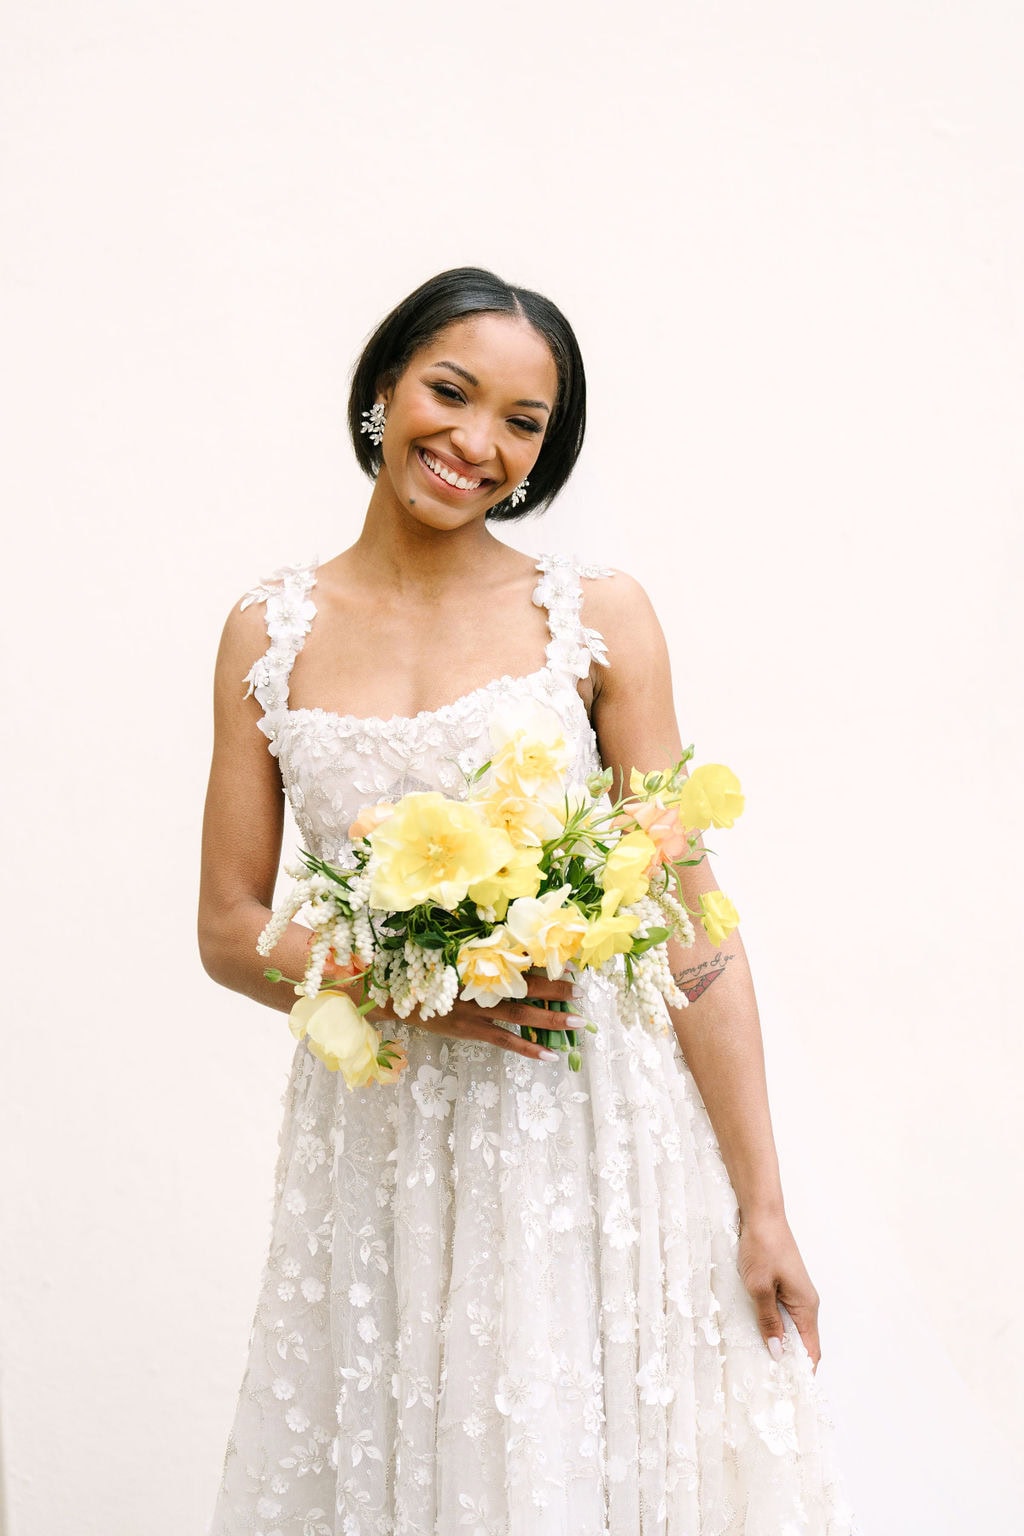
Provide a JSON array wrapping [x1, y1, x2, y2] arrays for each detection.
[[197, 904, 234, 987]]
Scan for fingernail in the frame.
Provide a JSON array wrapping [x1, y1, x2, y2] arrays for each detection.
[[538, 1048, 559, 1061], [767, 1336, 784, 1361]]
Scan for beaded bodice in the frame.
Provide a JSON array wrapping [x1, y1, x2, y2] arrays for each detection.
[[240, 554, 614, 862]]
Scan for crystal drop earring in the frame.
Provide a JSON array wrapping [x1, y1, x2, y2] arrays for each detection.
[[360, 401, 386, 447], [510, 478, 530, 508]]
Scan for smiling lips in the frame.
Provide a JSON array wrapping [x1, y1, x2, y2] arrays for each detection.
[[418, 447, 492, 494]]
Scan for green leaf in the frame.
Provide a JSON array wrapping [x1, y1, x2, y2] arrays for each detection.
[[630, 926, 672, 956]]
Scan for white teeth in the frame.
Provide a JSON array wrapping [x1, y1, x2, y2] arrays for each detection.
[[422, 450, 481, 490]]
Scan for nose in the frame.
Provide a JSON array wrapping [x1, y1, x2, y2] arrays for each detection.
[[448, 411, 496, 466]]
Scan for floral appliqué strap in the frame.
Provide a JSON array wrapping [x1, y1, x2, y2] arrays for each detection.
[[239, 556, 319, 746], [531, 552, 614, 682]]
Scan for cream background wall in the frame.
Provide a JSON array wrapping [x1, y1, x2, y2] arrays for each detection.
[[2, 2, 1021, 1531]]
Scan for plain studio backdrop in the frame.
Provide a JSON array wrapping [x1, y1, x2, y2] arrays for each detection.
[[2, 3, 1021, 1532]]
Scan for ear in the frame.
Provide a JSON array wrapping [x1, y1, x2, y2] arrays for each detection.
[[376, 371, 396, 411]]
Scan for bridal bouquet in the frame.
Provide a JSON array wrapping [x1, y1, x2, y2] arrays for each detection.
[[257, 701, 743, 1087]]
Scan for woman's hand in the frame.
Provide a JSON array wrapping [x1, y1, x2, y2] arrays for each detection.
[[737, 1207, 822, 1372], [368, 970, 580, 1063]]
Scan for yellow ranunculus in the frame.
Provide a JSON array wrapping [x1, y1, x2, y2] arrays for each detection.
[[368, 792, 516, 912], [467, 843, 544, 920], [488, 702, 569, 801], [288, 992, 382, 1088], [456, 926, 532, 1008], [669, 764, 744, 831], [505, 885, 587, 979], [577, 898, 641, 968], [699, 889, 740, 946], [600, 830, 657, 909]]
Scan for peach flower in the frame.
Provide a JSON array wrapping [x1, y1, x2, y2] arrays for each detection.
[[374, 1040, 409, 1084], [348, 801, 395, 841], [628, 799, 691, 869]]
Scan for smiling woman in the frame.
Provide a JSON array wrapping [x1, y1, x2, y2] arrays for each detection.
[[198, 266, 857, 1534], [347, 266, 586, 520]]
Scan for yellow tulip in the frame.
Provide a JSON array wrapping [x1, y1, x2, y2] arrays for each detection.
[[698, 890, 740, 946], [368, 792, 516, 912], [288, 991, 383, 1088], [670, 764, 744, 831]]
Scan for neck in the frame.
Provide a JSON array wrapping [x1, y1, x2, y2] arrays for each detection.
[[344, 478, 522, 596]]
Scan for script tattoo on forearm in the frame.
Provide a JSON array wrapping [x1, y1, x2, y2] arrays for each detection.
[[673, 954, 733, 1002]]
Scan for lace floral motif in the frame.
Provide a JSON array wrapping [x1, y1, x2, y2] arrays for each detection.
[[532, 552, 612, 680], [211, 555, 858, 1535], [240, 558, 320, 757]]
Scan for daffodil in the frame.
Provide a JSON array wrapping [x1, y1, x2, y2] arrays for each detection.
[[505, 885, 587, 979], [456, 927, 532, 1007], [488, 701, 569, 801], [474, 788, 563, 847], [369, 792, 515, 912], [698, 889, 740, 945]]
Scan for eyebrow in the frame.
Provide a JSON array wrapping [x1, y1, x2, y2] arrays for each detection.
[[432, 359, 551, 414]]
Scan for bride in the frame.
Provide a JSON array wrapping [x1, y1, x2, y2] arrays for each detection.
[[199, 266, 855, 1533]]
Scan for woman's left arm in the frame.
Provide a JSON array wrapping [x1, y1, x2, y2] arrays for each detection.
[[586, 570, 823, 1370]]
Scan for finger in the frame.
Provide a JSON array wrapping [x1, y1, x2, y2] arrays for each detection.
[[493, 1001, 581, 1031], [416, 1009, 556, 1062], [478, 1023, 560, 1061], [747, 1275, 786, 1361], [523, 973, 578, 1003], [784, 1303, 822, 1372]]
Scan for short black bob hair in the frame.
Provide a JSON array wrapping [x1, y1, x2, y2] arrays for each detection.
[[348, 267, 586, 522]]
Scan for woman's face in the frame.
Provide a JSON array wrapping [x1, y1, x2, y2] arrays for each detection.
[[376, 312, 558, 529]]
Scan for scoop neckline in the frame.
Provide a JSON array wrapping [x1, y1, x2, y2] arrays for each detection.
[[282, 661, 593, 732], [279, 552, 589, 730]]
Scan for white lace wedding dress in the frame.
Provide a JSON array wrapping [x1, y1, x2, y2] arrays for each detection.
[[209, 554, 857, 1536]]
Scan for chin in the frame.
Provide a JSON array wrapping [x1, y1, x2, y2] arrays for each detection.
[[403, 496, 489, 533]]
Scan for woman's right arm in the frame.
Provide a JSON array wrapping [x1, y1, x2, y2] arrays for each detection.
[[197, 598, 577, 1058], [197, 598, 310, 1014]]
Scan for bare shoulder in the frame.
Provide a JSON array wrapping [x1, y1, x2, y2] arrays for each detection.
[[211, 584, 273, 708], [578, 565, 670, 674]]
